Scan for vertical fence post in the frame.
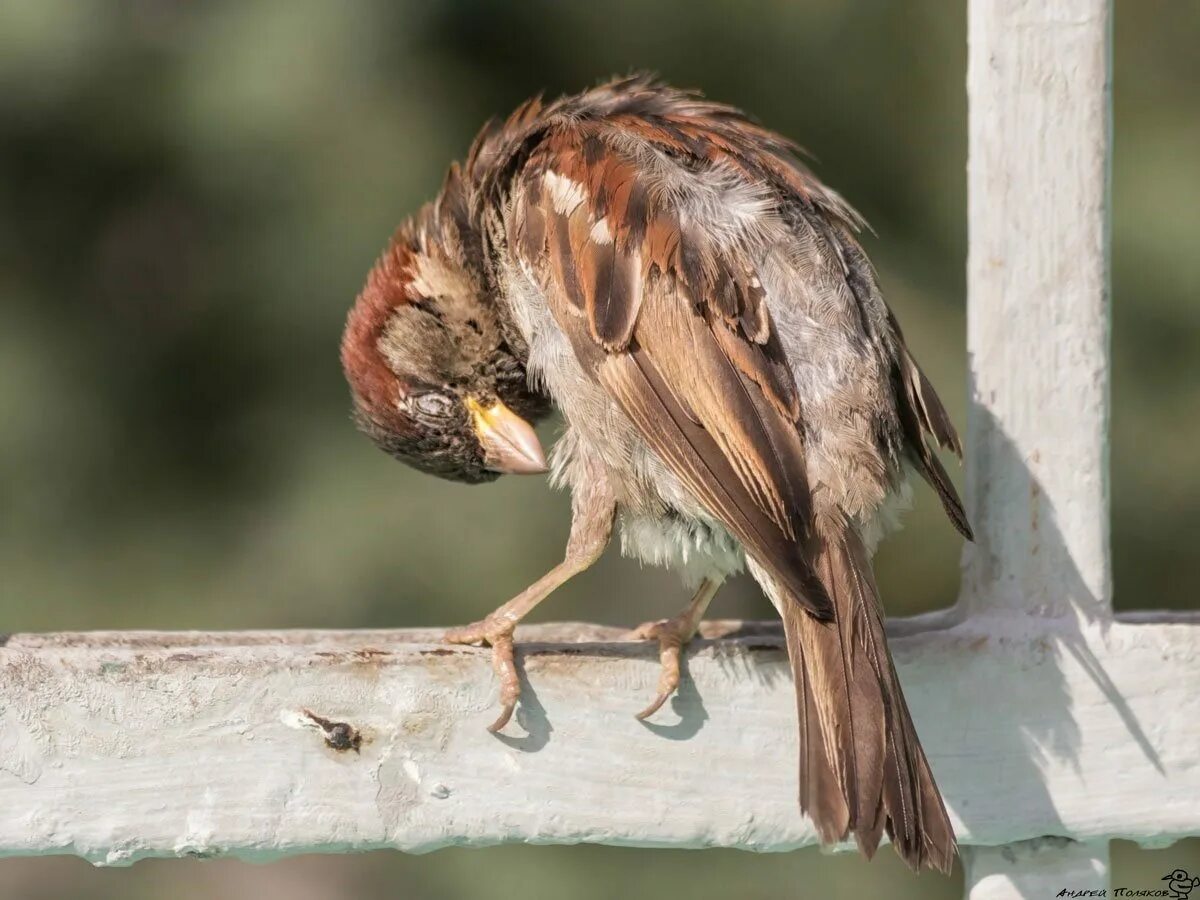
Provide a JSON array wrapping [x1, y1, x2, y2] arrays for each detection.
[[960, 0, 1113, 895], [964, 839, 1110, 900]]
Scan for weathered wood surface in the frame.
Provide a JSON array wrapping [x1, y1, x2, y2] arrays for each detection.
[[963, 838, 1111, 900], [963, 0, 1116, 894], [1, 614, 1196, 865], [964, 0, 1113, 624]]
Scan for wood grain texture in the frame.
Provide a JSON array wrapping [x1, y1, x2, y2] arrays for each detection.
[[963, 0, 1116, 894], [1, 613, 1196, 865], [962, 0, 1113, 621]]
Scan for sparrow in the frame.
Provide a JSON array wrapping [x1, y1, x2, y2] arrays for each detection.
[[341, 76, 972, 873]]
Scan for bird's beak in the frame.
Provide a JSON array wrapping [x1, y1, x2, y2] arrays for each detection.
[[466, 397, 548, 475]]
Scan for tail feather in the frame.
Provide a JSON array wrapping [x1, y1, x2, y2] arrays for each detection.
[[788, 619, 850, 843], [780, 526, 955, 872]]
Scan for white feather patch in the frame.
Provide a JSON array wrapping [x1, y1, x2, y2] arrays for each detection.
[[589, 217, 613, 245], [543, 171, 586, 216]]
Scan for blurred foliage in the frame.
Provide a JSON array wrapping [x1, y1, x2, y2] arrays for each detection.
[[0, 1, 1196, 897]]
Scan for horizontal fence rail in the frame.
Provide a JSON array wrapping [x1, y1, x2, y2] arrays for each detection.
[[1, 616, 1197, 865]]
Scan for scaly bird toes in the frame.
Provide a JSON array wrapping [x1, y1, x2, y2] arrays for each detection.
[[444, 618, 520, 733], [625, 616, 691, 721], [444, 613, 505, 646]]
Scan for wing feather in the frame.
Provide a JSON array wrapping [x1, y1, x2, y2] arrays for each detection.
[[516, 127, 831, 617], [835, 228, 972, 541]]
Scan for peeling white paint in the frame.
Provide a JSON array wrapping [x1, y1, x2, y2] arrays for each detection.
[[0, 711, 44, 785], [279, 709, 318, 732], [401, 758, 421, 785], [0, 617, 1196, 863], [962, 0, 1116, 896]]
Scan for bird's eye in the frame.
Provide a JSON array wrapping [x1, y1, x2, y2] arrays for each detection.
[[411, 392, 454, 418]]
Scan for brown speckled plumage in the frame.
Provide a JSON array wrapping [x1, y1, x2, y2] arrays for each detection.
[[342, 76, 971, 872]]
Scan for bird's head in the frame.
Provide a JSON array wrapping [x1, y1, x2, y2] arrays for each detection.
[[340, 168, 549, 484]]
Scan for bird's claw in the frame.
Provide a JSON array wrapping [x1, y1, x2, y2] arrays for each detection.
[[445, 617, 521, 733], [634, 688, 674, 722], [626, 616, 690, 721]]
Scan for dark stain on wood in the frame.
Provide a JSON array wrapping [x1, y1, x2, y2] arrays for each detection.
[[302, 709, 363, 753]]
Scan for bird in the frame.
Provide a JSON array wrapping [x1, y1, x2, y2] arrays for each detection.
[[340, 75, 972, 873]]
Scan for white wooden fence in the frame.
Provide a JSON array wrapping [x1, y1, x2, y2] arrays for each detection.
[[2, 1, 1197, 896]]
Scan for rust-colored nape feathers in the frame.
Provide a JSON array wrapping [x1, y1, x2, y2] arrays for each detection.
[[340, 219, 422, 427], [341, 162, 479, 430]]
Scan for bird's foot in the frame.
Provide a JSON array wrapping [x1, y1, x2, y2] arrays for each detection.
[[624, 612, 700, 721], [444, 615, 520, 733]]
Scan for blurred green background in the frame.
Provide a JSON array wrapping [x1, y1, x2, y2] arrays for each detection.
[[1, 1, 1196, 897]]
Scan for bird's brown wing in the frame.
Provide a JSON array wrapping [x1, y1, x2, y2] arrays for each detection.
[[506, 119, 956, 872], [819, 220, 972, 540], [508, 127, 831, 618]]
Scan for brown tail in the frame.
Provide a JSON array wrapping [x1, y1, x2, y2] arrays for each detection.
[[781, 525, 956, 872]]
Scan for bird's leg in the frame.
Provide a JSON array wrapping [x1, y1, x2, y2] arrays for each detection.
[[626, 578, 722, 720], [443, 557, 596, 733], [444, 471, 616, 733]]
